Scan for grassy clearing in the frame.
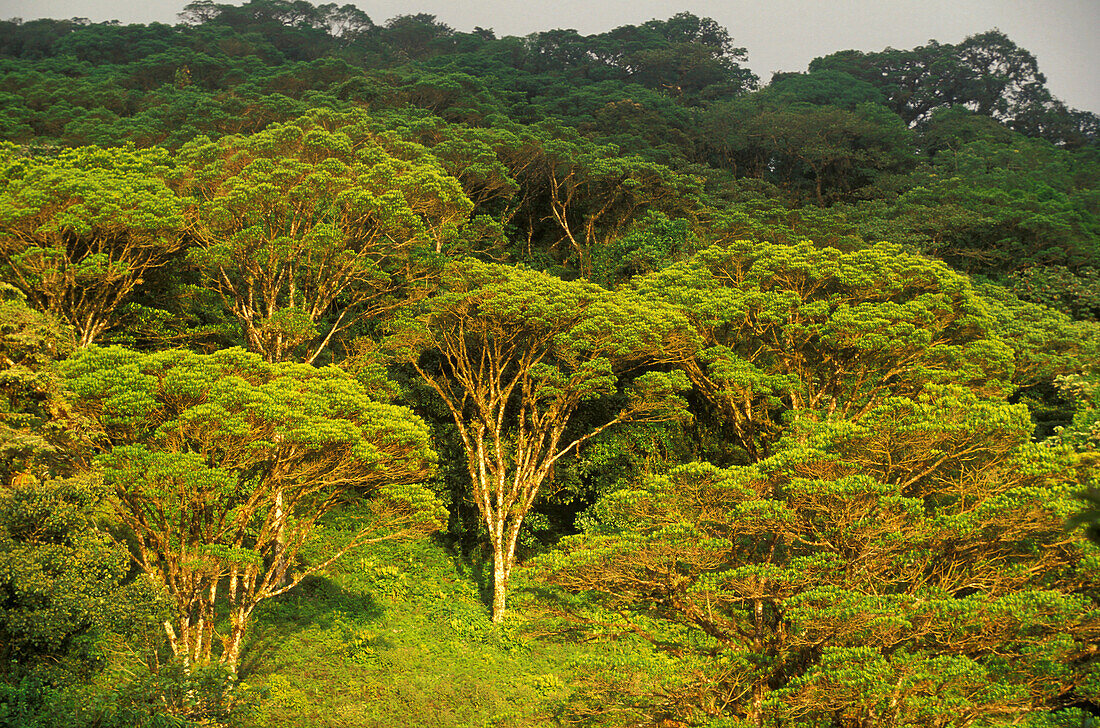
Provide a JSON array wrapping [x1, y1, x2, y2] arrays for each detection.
[[241, 537, 584, 728]]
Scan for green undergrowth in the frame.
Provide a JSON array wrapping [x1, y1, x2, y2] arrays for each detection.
[[240, 537, 605, 728]]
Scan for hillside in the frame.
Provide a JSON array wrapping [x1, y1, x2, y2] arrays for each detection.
[[0, 2, 1098, 726]]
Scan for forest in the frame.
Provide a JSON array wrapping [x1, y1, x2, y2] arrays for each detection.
[[0, 2, 1099, 726]]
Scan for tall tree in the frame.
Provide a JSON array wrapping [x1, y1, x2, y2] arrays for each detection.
[[535, 387, 1098, 725], [385, 259, 692, 621], [858, 117, 1100, 302], [0, 144, 187, 347], [381, 13, 455, 60], [701, 98, 915, 203], [635, 240, 1014, 463], [627, 13, 757, 100], [810, 30, 1053, 129], [63, 346, 443, 673], [496, 124, 703, 276], [182, 112, 476, 363]]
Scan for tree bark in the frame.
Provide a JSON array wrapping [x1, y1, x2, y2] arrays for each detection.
[[491, 546, 509, 622]]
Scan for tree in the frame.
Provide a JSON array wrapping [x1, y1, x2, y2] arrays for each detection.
[[975, 282, 1100, 389], [384, 259, 692, 621], [0, 144, 188, 347], [317, 3, 375, 42], [534, 387, 1098, 725], [62, 346, 443, 673], [591, 210, 694, 286], [0, 474, 173, 726], [178, 0, 337, 61], [858, 122, 1100, 285], [377, 114, 519, 214], [181, 112, 476, 363], [496, 124, 703, 276], [1059, 372, 1100, 550], [50, 21, 176, 65], [1011, 100, 1100, 150], [954, 30, 1049, 122], [522, 28, 590, 76], [0, 476, 132, 672], [704, 99, 916, 204], [634, 240, 1014, 463], [0, 18, 84, 59], [810, 30, 1053, 130], [627, 13, 757, 100], [381, 14, 454, 61], [0, 285, 78, 486], [764, 69, 885, 110]]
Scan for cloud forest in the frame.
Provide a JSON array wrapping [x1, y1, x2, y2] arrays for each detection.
[[0, 3, 1098, 726]]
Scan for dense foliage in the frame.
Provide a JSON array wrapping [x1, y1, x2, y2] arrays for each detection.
[[0, 2, 1098, 725]]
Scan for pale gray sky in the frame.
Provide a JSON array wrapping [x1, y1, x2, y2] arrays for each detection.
[[3, 0, 1098, 113]]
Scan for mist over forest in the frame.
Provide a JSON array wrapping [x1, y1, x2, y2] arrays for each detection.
[[1, 2, 1098, 726]]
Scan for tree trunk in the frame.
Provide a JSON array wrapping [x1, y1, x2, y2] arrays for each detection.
[[491, 546, 508, 622], [274, 489, 288, 586], [222, 606, 252, 675], [164, 620, 182, 663]]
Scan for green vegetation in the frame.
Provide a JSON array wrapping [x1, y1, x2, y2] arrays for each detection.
[[0, 2, 1098, 725]]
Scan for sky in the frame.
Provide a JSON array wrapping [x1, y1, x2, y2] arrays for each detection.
[[2, 0, 1098, 114]]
